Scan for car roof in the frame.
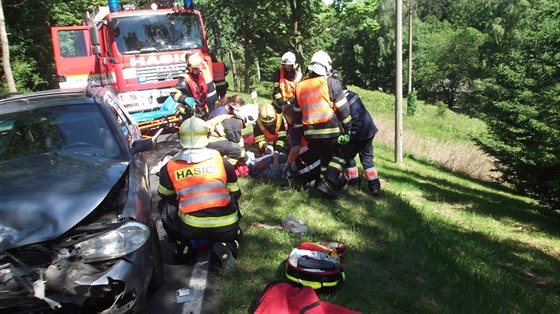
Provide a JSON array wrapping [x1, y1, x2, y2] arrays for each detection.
[[0, 89, 92, 107]]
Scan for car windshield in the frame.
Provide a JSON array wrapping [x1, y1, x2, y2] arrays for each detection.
[[114, 12, 204, 54], [0, 104, 123, 161]]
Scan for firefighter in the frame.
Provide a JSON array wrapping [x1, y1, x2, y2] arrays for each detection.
[[272, 51, 302, 113], [206, 95, 249, 167], [253, 103, 288, 154], [293, 50, 352, 199], [283, 103, 321, 188], [170, 54, 209, 119], [157, 117, 242, 274], [211, 51, 229, 100], [342, 89, 381, 196]]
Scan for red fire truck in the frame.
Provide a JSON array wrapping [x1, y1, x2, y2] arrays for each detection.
[[50, 0, 225, 113]]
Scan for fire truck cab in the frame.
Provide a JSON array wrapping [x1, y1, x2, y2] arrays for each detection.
[[51, 0, 225, 113]]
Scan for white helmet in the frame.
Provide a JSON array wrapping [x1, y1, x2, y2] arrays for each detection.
[[281, 52, 296, 66], [179, 117, 209, 149], [307, 50, 332, 76]]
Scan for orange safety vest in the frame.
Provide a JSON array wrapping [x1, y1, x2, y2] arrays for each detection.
[[279, 67, 302, 102], [256, 115, 283, 143], [182, 73, 207, 103], [166, 150, 230, 214], [295, 77, 334, 125], [212, 62, 226, 82]]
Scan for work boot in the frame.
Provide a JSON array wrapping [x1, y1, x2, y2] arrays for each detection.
[[316, 179, 338, 199], [212, 242, 238, 275], [347, 177, 361, 188], [368, 179, 381, 196]]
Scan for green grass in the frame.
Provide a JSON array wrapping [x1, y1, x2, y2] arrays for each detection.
[[213, 84, 560, 313]]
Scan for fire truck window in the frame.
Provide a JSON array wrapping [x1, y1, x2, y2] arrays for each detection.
[[59, 30, 89, 57], [114, 13, 204, 54]]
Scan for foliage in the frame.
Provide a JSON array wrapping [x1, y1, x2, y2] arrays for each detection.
[[469, 0, 560, 212], [414, 18, 485, 108]]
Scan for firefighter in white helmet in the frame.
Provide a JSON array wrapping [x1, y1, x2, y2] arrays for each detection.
[[292, 50, 352, 199], [272, 51, 302, 113], [253, 103, 288, 155], [157, 117, 242, 274]]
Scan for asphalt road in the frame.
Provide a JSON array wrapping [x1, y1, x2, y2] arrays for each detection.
[[139, 134, 220, 314]]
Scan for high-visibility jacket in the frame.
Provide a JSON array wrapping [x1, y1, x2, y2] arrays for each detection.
[[165, 150, 230, 214], [294, 76, 351, 139], [278, 67, 302, 102], [296, 76, 333, 125], [255, 116, 287, 150], [212, 62, 226, 86], [172, 72, 207, 105]]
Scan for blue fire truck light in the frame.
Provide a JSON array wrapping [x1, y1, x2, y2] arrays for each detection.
[[184, 0, 194, 10], [108, 0, 121, 12]]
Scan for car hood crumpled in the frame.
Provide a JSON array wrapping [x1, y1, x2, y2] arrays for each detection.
[[0, 153, 129, 251]]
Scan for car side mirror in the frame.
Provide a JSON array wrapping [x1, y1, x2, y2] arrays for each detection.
[[131, 138, 153, 154]]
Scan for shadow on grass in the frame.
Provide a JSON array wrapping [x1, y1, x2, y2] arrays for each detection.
[[227, 153, 559, 313]]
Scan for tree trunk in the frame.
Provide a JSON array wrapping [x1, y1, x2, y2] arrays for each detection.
[[290, 0, 304, 67], [0, 0, 16, 93], [229, 49, 238, 92], [243, 38, 251, 94]]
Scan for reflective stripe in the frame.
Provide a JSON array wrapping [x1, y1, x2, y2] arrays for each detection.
[[157, 184, 175, 196], [178, 211, 238, 228], [178, 192, 230, 209], [365, 167, 379, 180], [177, 181, 225, 198], [285, 272, 340, 289], [304, 127, 340, 137], [298, 159, 321, 175], [328, 160, 344, 171], [227, 181, 240, 193], [346, 166, 359, 179]]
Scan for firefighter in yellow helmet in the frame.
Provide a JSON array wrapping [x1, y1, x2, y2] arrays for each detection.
[[272, 51, 302, 113], [170, 53, 209, 119], [253, 103, 288, 154], [157, 117, 242, 274]]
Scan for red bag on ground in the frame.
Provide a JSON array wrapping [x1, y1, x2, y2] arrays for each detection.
[[254, 281, 362, 314]]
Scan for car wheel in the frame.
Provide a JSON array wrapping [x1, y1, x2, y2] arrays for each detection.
[[148, 221, 164, 292]]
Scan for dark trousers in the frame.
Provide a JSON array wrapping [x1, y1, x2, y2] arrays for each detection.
[[158, 199, 241, 254], [345, 136, 375, 170], [307, 137, 346, 186]]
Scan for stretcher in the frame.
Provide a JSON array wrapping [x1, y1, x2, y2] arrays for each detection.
[[131, 96, 187, 138]]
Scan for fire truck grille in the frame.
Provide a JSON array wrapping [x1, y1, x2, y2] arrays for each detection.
[[136, 65, 185, 83]]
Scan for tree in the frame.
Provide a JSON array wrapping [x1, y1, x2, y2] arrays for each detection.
[[414, 18, 484, 108], [469, 0, 560, 212], [0, 0, 16, 93]]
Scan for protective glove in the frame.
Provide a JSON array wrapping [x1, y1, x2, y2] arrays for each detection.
[[184, 97, 197, 107], [264, 145, 274, 155], [337, 134, 351, 145], [337, 129, 352, 145]]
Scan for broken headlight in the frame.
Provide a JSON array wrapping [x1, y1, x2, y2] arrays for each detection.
[[74, 221, 149, 263]]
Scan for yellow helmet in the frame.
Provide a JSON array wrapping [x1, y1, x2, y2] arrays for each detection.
[[259, 103, 277, 126], [187, 54, 205, 71], [179, 117, 209, 149]]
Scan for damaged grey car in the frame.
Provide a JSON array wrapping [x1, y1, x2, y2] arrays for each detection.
[[0, 86, 163, 313]]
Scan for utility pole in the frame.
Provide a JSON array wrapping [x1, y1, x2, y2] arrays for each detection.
[[395, 0, 403, 164], [404, 0, 416, 95], [407, 1, 413, 95]]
